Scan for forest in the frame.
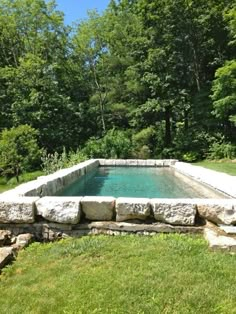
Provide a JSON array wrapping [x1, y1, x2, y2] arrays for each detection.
[[0, 0, 236, 180]]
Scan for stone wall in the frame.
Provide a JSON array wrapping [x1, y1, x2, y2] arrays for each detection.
[[0, 195, 236, 233], [0, 159, 235, 241], [0, 159, 100, 198], [174, 162, 236, 198]]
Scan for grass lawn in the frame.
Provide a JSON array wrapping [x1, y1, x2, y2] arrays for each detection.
[[0, 234, 236, 314], [0, 171, 43, 193], [193, 160, 236, 176]]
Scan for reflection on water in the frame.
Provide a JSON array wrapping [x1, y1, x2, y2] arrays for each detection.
[[57, 167, 225, 198]]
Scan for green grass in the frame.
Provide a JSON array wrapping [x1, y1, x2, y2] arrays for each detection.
[[193, 160, 236, 176], [0, 171, 43, 193], [0, 235, 236, 314]]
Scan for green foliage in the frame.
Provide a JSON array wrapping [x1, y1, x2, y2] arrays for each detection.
[[0, 0, 236, 159], [1, 235, 236, 313], [82, 129, 132, 158], [182, 152, 200, 162], [211, 60, 236, 122], [207, 142, 236, 160], [0, 125, 41, 181], [41, 148, 87, 175], [132, 127, 156, 158]]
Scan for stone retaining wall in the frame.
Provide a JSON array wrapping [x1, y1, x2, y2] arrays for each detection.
[[0, 159, 235, 241], [0, 196, 236, 229]]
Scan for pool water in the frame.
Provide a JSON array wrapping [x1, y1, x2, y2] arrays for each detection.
[[57, 166, 224, 198]]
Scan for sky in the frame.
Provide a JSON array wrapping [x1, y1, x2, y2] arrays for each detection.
[[54, 0, 111, 25]]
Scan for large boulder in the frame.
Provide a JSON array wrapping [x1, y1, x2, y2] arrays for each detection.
[[36, 197, 82, 224], [116, 198, 151, 222], [196, 200, 236, 225], [151, 199, 197, 226], [0, 197, 38, 223], [81, 196, 115, 221]]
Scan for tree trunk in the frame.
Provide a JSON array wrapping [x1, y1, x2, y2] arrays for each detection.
[[15, 166, 20, 183], [184, 109, 189, 131], [165, 106, 172, 147]]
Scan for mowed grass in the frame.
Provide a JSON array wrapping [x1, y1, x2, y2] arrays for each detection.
[[193, 160, 236, 176], [0, 235, 236, 314]]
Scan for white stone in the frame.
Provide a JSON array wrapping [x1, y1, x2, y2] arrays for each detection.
[[36, 197, 82, 224], [146, 160, 157, 166], [155, 160, 164, 167], [99, 159, 116, 166], [137, 160, 147, 166], [0, 247, 15, 269], [151, 199, 196, 225], [126, 159, 138, 166], [116, 198, 151, 221], [81, 196, 115, 220], [204, 228, 236, 252], [196, 199, 236, 225], [15, 233, 33, 249], [218, 225, 236, 234], [7, 180, 46, 197], [173, 162, 236, 198], [115, 159, 127, 166], [0, 197, 38, 223], [163, 159, 177, 166]]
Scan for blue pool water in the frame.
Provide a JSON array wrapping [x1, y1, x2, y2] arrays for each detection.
[[57, 167, 223, 198]]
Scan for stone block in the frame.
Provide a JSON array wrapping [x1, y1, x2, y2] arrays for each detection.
[[204, 228, 236, 252], [100, 159, 116, 166], [155, 160, 165, 167], [36, 197, 82, 224], [218, 225, 236, 234], [81, 196, 115, 221], [85, 159, 100, 172], [196, 200, 236, 225], [126, 160, 138, 166], [89, 221, 203, 234], [116, 198, 151, 221], [12, 180, 46, 197], [14, 233, 34, 250], [0, 247, 15, 269], [0, 197, 38, 223], [146, 160, 157, 166], [115, 159, 127, 166], [151, 199, 197, 226], [137, 160, 147, 166]]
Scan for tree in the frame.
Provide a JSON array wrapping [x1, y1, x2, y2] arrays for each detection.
[[211, 6, 236, 140], [0, 125, 41, 181], [0, 0, 91, 151], [73, 11, 111, 133]]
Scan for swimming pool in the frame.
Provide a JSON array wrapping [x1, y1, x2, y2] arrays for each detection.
[[57, 166, 225, 198]]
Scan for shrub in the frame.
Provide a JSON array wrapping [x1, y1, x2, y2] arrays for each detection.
[[207, 142, 236, 160], [132, 127, 156, 158], [182, 152, 200, 162], [82, 129, 132, 158], [41, 148, 87, 175], [0, 125, 41, 181]]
